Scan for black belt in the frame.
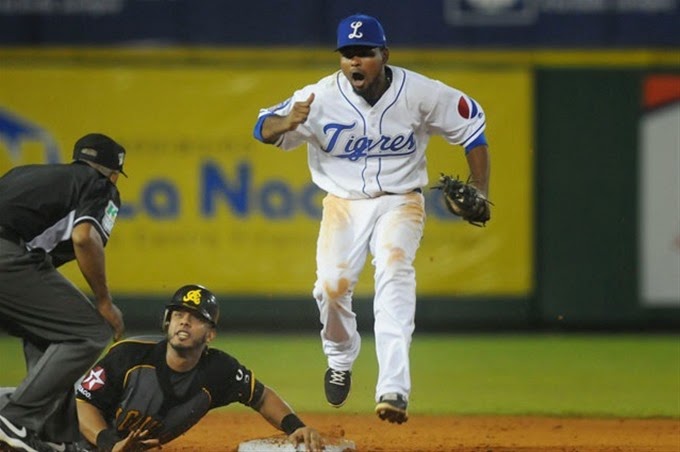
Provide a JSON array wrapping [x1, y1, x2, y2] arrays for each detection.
[[0, 226, 23, 245], [385, 188, 422, 195]]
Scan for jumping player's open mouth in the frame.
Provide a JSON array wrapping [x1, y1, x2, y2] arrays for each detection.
[[350, 72, 368, 91]]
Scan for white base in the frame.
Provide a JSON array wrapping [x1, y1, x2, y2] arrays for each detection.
[[238, 436, 355, 452]]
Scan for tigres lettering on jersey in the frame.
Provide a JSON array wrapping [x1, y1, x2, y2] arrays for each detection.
[[256, 66, 486, 199]]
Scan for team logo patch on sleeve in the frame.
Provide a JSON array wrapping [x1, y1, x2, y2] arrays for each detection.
[[458, 96, 470, 119], [102, 200, 118, 234], [457, 96, 480, 120], [81, 366, 107, 392]]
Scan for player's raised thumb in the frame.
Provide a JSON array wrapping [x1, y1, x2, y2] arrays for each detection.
[[305, 93, 315, 105]]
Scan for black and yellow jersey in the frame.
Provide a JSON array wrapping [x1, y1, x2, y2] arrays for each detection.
[[76, 336, 260, 445]]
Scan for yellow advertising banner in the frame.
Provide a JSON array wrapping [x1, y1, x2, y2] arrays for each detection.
[[0, 50, 533, 297]]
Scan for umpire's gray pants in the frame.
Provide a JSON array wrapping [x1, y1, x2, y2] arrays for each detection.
[[0, 237, 111, 442]]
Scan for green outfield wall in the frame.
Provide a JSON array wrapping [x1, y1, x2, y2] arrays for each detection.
[[536, 69, 679, 329]]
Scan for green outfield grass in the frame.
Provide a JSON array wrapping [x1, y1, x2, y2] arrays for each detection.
[[0, 333, 678, 418]]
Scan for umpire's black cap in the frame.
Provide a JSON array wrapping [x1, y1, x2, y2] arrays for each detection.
[[72, 133, 127, 177]]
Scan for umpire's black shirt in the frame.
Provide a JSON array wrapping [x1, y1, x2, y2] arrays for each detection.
[[0, 161, 121, 267]]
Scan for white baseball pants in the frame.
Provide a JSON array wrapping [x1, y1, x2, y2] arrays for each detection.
[[313, 191, 425, 401]]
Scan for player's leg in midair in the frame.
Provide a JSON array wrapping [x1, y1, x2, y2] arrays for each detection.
[[370, 192, 425, 414], [313, 195, 375, 406]]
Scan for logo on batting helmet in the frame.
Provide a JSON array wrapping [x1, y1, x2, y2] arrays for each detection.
[[162, 284, 219, 331]]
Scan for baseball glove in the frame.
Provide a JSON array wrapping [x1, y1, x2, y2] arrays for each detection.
[[432, 174, 492, 227]]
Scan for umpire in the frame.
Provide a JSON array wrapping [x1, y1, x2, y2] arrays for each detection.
[[0, 133, 126, 452]]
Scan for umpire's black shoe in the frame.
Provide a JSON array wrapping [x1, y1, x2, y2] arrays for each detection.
[[375, 393, 409, 424], [324, 368, 352, 407], [0, 414, 52, 452]]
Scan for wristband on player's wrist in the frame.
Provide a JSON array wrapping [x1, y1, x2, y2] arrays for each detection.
[[281, 413, 305, 435], [96, 428, 119, 452]]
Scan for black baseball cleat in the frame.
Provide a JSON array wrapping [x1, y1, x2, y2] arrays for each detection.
[[324, 368, 352, 407], [375, 392, 409, 424], [0, 414, 52, 452], [45, 441, 92, 452]]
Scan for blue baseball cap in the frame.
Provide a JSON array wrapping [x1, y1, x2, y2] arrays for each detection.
[[336, 14, 387, 50]]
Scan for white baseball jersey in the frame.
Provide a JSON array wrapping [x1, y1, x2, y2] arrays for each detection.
[[256, 65, 486, 199]]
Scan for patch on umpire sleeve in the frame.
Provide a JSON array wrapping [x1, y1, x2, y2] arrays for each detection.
[[78, 366, 107, 397], [102, 200, 119, 234]]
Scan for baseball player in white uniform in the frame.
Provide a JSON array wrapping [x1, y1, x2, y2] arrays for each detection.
[[253, 13, 490, 424]]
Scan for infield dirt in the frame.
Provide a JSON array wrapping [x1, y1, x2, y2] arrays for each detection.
[[162, 412, 679, 451]]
